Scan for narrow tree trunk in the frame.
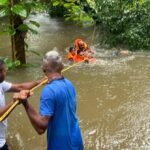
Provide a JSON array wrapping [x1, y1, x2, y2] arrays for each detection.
[[10, 0, 26, 64], [13, 16, 26, 64], [10, 0, 16, 61]]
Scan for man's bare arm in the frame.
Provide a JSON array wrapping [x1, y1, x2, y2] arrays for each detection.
[[8, 77, 47, 92], [23, 101, 50, 134]]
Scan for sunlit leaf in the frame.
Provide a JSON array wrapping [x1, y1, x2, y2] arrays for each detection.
[[86, 0, 97, 11], [53, 1, 60, 6], [11, 4, 27, 18], [63, 3, 72, 8], [0, 0, 8, 5], [14, 60, 21, 66], [0, 8, 9, 17]]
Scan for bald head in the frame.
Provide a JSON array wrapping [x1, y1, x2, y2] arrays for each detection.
[[42, 51, 64, 73]]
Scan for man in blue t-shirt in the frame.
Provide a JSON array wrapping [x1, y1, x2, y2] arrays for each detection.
[[14, 51, 83, 150]]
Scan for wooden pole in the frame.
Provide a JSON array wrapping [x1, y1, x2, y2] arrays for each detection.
[[0, 60, 85, 122]]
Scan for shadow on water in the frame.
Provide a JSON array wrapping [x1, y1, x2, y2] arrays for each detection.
[[0, 14, 150, 150]]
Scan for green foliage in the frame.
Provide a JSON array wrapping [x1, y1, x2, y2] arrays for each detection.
[[0, 1, 45, 36], [11, 4, 27, 18], [49, 0, 150, 50], [3, 57, 21, 70], [94, 0, 150, 50], [49, 0, 94, 25], [1, 26, 16, 35], [0, 0, 47, 62], [0, 7, 9, 17], [0, 0, 8, 6]]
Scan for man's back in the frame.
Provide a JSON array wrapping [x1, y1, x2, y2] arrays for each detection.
[[40, 78, 83, 150]]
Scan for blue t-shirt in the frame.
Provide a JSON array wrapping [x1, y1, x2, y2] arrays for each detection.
[[39, 77, 83, 150]]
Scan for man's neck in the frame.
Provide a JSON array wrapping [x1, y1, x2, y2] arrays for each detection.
[[47, 73, 62, 82]]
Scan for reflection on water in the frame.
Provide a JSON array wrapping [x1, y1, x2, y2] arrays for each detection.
[[0, 14, 150, 150]]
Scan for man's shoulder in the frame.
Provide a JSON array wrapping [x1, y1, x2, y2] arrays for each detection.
[[64, 78, 73, 85], [0, 81, 12, 92], [43, 78, 74, 89], [63, 78, 75, 91], [0, 81, 12, 88]]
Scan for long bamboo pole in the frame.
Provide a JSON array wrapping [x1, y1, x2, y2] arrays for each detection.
[[0, 60, 85, 122]]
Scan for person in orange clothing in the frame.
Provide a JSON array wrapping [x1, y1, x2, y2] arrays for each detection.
[[74, 39, 94, 59], [74, 39, 88, 52], [67, 47, 94, 63], [73, 51, 85, 63], [74, 51, 95, 63], [67, 47, 76, 62], [66, 39, 95, 63]]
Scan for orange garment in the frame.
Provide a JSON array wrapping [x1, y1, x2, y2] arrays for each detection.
[[74, 55, 84, 63], [74, 38, 88, 51], [74, 55, 95, 63], [67, 52, 75, 61], [75, 39, 82, 50]]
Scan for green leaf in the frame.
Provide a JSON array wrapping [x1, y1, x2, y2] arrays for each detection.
[[0, 0, 8, 5], [3, 26, 16, 35], [17, 24, 29, 31], [11, 4, 27, 18], [0, 8, 9, 17], [29, 20, 40, 27], [53, 1, 60, 6], [14, 60, 21, 66], [18, 23, 38, 34], [63, 3, 72, 8], [3, 58, 20, 70]]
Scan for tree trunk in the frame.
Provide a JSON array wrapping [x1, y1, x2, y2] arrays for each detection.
[[10, 0, 26, 64]]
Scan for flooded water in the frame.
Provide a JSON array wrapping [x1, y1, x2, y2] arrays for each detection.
[[1, 14, 150, 150]]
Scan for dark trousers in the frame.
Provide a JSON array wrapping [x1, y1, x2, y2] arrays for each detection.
[[0, 143, 8, 150]]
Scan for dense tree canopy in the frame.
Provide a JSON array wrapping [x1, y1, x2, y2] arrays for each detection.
[[50, 0, 150, 50]]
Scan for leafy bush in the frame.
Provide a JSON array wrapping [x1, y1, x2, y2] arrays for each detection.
[[49, 0, 94, 25], [94, 0, 150, 50], [2, 57, 21, 70], [49, 0, 150, 50]]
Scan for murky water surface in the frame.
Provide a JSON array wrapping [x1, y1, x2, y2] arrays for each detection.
[[0, 14, 150, 150]]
